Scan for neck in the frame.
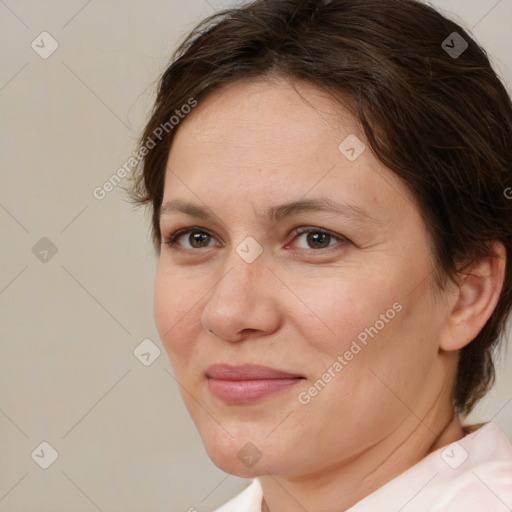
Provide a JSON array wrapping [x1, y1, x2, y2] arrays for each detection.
[[259, 407, 465, 512]]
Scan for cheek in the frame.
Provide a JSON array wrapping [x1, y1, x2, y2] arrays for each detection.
[[297, 272, 402, 357], [153, 269, 173, 342], [153, 265, 199, 362]]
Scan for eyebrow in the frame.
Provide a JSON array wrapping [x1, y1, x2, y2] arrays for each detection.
[[159, 197, 374, 225]]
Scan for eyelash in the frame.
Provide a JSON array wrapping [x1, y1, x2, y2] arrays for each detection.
[[162, 226, 348, 253]]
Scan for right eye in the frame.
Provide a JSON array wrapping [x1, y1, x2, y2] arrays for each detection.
[[162, 227, 218, 251]]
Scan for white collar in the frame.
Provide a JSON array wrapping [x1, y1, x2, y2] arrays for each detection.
[[214, 421, 512, 512]]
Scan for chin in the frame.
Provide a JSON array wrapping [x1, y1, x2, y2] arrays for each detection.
[[207, 448, 279, 478], [200, 428, 285, 477]]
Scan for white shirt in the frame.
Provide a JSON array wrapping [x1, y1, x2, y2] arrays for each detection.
[[212, 422, 512, 512]]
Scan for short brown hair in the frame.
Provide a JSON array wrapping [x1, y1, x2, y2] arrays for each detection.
[[128, 0, 512, 416]]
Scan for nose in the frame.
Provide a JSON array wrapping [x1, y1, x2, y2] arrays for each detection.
[[201, 252, 282, 343]]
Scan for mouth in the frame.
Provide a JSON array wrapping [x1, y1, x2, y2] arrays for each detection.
[[206, 363, 305, 404]]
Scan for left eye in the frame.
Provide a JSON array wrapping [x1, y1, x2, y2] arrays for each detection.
[[290, 227, 344, 250]]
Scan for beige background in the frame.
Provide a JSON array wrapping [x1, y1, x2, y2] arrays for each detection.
[[1, 1, 511, 511]]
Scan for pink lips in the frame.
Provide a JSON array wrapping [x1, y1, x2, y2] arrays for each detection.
[[206, 364, 304, 404]]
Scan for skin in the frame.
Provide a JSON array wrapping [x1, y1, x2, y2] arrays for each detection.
[[153, 77, 506, 512]]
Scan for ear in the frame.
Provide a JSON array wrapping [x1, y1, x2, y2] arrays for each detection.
[[440, 242, 506, 351]]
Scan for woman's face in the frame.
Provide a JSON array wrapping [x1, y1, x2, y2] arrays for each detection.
[[154, 78, 452, 477]]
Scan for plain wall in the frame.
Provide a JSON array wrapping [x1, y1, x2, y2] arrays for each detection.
[[1, 1, 511, 510]]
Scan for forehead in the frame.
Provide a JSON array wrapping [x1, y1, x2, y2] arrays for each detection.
[[162, 78, 416, 226], [170, 78, 356, 157]]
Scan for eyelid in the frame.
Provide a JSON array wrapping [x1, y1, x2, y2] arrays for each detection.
[[162, 225, 348, 251], [162, 226, 221, 249], [287, 226, 347, 250]]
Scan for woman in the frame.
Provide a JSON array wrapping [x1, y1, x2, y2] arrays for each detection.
[[128, 0, 512, 510]]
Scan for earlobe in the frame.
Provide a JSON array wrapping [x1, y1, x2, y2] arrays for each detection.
[[439, 242, 506, 352]]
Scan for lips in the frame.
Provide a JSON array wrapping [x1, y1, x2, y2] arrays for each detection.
[[206, 364, 304, 404]]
